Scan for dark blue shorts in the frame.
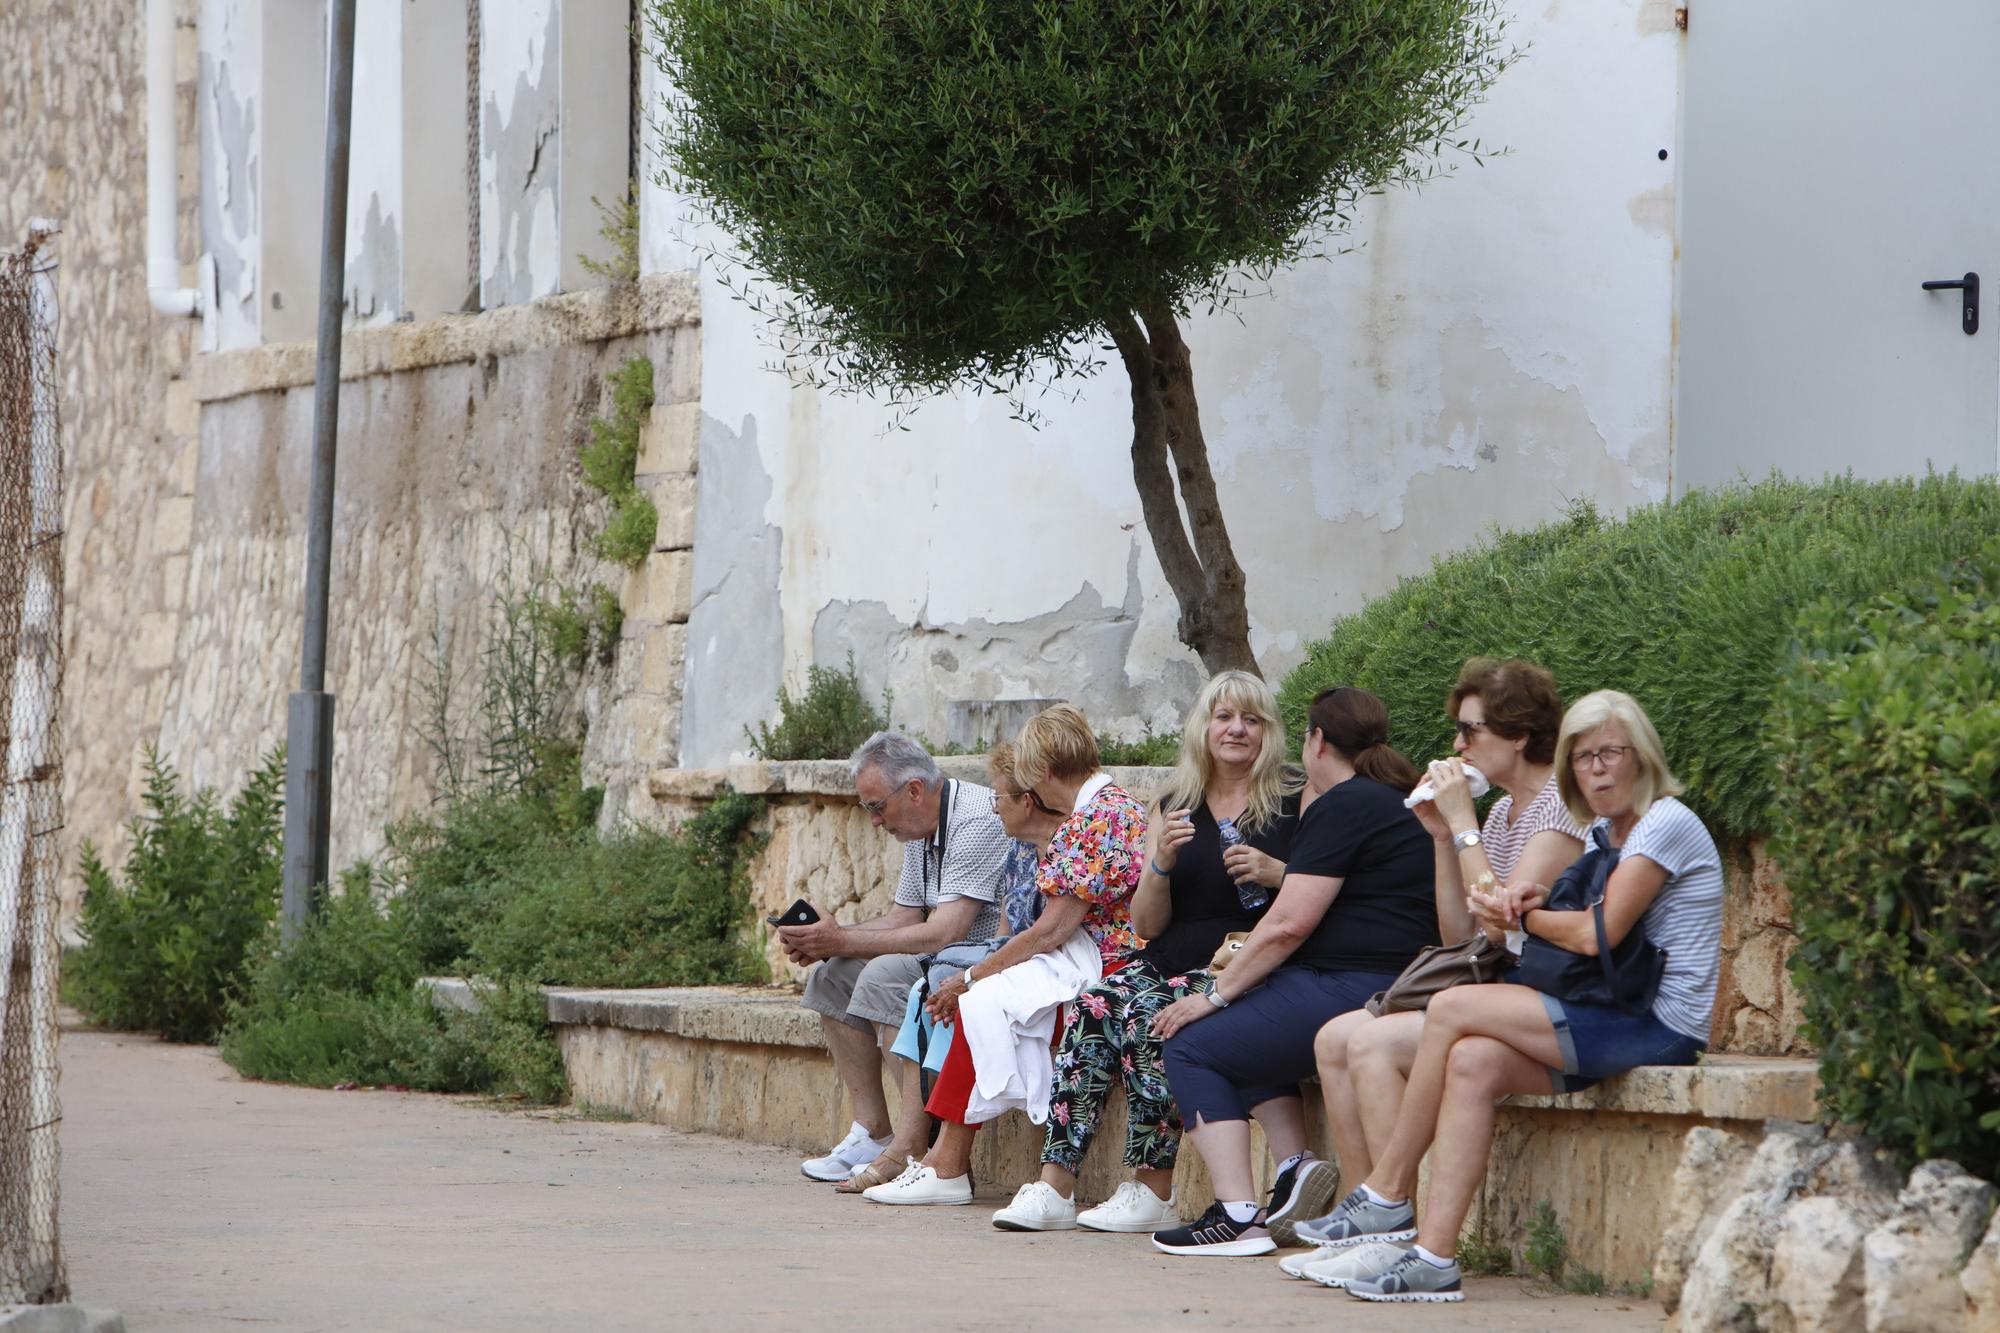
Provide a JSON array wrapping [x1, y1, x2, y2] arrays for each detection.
[[1162, 965, 1398, 1124], [1533, 990, 1706, 1092]]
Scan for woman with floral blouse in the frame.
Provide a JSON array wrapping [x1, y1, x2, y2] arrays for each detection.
[[863, 704, 1147, 1207]]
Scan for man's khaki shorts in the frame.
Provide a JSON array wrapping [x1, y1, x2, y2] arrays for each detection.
[[800, 953, 926, 1031]]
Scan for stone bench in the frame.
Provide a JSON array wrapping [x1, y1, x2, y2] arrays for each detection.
[[541, 981, 1818, 1287]]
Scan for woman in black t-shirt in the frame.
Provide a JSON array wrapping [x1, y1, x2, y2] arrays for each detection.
[[1149, 687, 1438, 1257], [996, 672, 1301, 1236]]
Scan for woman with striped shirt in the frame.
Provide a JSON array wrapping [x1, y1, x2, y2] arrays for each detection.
[[1302, 689, 1723, 1304], [1300, 658, 1585, 1249]]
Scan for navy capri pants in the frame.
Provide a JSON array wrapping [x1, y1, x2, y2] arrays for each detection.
[[1164, 964, 1399, 1124]]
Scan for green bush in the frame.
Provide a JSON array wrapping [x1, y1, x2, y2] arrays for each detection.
[[220, 865, 563, 1100], [67, 747, 285, 1043], [220, 790, 767, 1102], [1098, 728, 1182, 768], [1278, 474, 2000, 838], [580, 357, 658, 568], [1774, 542, 2000, 1175], [469, 791, 769, 987], [747, 653, 890, 760]]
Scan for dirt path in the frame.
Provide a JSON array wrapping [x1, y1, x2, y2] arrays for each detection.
[[59, 1025, 1664, 1331]]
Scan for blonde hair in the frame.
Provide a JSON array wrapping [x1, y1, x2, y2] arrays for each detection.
[[1154, 671, 1303, 836], [1554, 689, 1684, 824], [1012, 704, 1100, 788], [985, 742, 1022, 796]]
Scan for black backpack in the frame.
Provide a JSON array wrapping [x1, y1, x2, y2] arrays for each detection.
[[1515, 830, 1666, 1017]]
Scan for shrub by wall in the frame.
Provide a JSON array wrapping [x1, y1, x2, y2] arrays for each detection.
[[1771, 543, 2000, 1175], [1277, 474, 2000, 838], [66, 748, 284, 1043]]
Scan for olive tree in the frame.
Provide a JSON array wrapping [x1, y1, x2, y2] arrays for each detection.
[[647, 0, 1511, 675]]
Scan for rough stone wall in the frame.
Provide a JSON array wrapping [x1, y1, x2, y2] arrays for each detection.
[[154, 277, 699, 897], [1714, 838, 1807, 1056], [1, 0, 201, 920]]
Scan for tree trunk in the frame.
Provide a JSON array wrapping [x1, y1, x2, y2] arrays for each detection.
[[1106, 304, 1260, 678]]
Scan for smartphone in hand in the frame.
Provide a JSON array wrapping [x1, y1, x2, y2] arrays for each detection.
[[766, 898, 821, 928]]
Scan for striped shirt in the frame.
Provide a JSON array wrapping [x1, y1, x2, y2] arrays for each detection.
[[893, 779, 1010, 943], [1599, 796, 1723, 1042], [1482, 777, 1587, 884]]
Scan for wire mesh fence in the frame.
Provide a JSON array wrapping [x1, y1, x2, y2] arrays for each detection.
[[0, 222, 68, 1306]]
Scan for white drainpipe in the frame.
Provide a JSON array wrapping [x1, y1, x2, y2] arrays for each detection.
[[147, 0, 203, 318]]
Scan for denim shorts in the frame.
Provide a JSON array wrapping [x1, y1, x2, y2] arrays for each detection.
[[1533, 990, 1706, 1093]]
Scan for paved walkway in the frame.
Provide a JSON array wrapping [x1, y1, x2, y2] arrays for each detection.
[[61, 1026, 1663, 1331]]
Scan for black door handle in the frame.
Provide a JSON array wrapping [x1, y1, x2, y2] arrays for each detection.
[[1922, 272, 1979, 335]]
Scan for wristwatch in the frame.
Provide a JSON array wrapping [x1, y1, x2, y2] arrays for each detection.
[[1452, 828, 1483, 852], [1205, 987, 1230, 1009]]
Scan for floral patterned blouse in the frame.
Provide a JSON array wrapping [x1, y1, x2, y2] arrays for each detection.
[[1038, 779, 1146, 966]]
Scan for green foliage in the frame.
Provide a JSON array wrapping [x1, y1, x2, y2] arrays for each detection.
[[1774, 541, 2000, 1176], [1524, 1200, 1567, 1283], [222, 792, 768, 1102], [649, 0, 1511, 403], [578, 356, 657, 568], [578, 183, 641, 286], [1098, 728, 1182, 769], [540, 582, 623, 669], [474, 573, 604, 833], [219, 866, 567, 1101], [468, 791, 769, 987], [1278, 474, 2000, 839], [1453, 1221, 1514, 1277], [67, 747, 285, 1043], [747, 653, 891, 760]]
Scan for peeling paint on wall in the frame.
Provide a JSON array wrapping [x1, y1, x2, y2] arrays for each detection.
[[806, 541, 1205, 756], [478, 0, 561, 308], [679, 410, 783, 766], [198, 0, 260, 350]]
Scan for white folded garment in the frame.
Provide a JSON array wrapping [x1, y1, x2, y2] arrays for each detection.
[[1405, 762, 1491, 808], [957, 928, 1101, 1127]]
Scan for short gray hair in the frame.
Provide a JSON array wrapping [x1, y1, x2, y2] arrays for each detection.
[[849, 730, 941, 792]]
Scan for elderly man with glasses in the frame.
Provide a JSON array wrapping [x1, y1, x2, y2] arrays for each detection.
[[782, 730, 1014, 1187]]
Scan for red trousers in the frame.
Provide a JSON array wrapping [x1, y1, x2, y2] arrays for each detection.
[[924, 955, 1124, 1126]]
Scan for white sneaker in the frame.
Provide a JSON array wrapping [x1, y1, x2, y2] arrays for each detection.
[[800, 1121, 891, 1182], [861, 1161, 973, 1206], [1077, 1180, 1180, 1233], [1295, 1240, 1414, 1288], [992, 1181, 1079, 1231]]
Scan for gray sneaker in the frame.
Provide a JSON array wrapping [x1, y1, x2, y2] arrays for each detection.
[[1344, 1249, 1464, 1303], [1292, 1187, 1417, 1249]]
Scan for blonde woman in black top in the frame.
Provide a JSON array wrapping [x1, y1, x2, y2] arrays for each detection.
[[989, 671, 1302, 1234]]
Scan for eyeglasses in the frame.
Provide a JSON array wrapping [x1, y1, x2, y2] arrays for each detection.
[[1453, 719, 1489, 739], [859, 793, 892, 816], [1569, 744, 1634, 770]]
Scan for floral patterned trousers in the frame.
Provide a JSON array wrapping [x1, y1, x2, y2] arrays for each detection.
[[1042, 957, 1207, 1173]]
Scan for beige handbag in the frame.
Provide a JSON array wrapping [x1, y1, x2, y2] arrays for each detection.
[[1207, 931, 1251, 972], [1363, 933, 1511, 1016]]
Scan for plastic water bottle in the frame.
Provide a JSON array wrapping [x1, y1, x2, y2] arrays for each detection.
[[1217, 817, 1267, 911]]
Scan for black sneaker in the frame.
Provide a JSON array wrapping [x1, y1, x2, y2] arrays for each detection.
[[1151, 1202, 1277, 1257], [1264, 1157, 1341, 1248]]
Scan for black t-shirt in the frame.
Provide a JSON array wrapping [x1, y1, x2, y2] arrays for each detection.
[[1138, 794, 1301, 976], [1282, 776, 1439, 974]]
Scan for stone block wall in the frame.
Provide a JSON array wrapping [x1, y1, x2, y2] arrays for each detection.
[[63, 276, 700, 913], [1714, 838, 1807, 1055], [0, 0, 203, 920]]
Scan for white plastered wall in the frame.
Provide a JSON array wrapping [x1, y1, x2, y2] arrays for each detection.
[[644, 0, 1684, 763]]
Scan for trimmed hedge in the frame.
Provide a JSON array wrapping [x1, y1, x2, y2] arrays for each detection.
[[1773, 543, 2000, 1174], [1277, 474, 2000, 838]]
